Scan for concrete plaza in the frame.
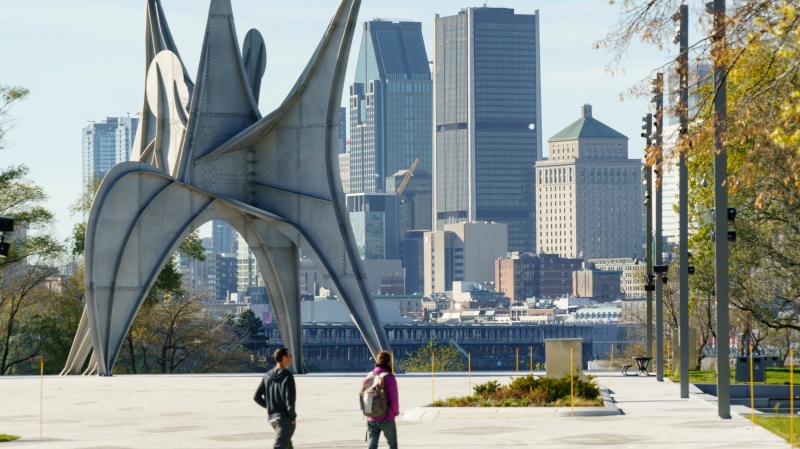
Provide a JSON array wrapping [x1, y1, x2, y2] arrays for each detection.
[[0, 371, 788, 448]]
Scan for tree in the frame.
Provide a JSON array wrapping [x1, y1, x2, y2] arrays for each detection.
[[399, 338, 465, 372], [0, 264, 60, 374], [114, 291, 254, 374], [36, 267, 86, 374], [598, 1, 800, 196], [674, 40, 800, 335], [0, 86, 66, 375], [598, 1, 800, 343], [235, 309, 268, 353], [0, 86, 28, 150]]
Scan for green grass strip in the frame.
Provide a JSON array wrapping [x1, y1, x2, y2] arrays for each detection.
[[0, 434, 20, 443], [665, 367, 800, 385], [753, 416, 800, 446]]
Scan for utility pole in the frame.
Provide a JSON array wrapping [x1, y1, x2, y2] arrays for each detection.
[[651, 72, 665, 382], [710, 0, 731, 420], [642, 113, 654, 359], [673, 4, 690, 399]]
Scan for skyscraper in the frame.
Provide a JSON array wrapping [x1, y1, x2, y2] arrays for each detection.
[[82, 116, 139, 192], [535, 104, 644, 260], [115, 117, 138, 167], [349, 20, 432, 194], [211, 220, 238, 256], [433, 7, 542, 253]]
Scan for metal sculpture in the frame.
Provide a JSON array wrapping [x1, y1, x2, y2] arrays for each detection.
[[62, 0, 391, 376]]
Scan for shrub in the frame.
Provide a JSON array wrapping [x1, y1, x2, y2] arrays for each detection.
[[473, 380, 500, 397], [430, 374, 601, 407], [507, 374, 600, 402]]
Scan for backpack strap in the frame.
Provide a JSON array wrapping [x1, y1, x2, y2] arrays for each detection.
[[377, 372, 391, 419], [371, 372, 389, 387], [362, 372, 376, 391]]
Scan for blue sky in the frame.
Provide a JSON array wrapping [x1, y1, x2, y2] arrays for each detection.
[[0, 0, 682, 240]]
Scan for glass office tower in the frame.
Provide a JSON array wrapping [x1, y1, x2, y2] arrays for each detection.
[[82, 116, 139, 192], [433, 7, 542, 252], [349, 20, 432, 194]]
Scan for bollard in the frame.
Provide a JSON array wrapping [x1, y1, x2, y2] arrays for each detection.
[[750, 345, 754, 431], [788, 348, 794, 445], [609, 343, 614, 390], [570, 345, 575, 417], [39, 359, 44, 439], [468, 351, 471, 392]]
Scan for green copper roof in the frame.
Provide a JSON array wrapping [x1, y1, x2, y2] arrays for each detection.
[[549, 104, 628, 141]]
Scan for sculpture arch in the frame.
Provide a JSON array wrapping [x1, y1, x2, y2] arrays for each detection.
[[62, 0, 392, 376]]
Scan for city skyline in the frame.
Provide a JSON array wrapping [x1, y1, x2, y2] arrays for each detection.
[[0, 0, 678, 241]]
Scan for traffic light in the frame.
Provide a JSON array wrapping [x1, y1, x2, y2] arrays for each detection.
[[641, 114, 653, 146]]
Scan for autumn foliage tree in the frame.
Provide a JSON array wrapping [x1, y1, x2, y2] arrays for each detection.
[[599, 1, 800, 343]]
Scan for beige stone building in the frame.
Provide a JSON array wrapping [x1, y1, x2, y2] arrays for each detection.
[[572, 268, 624, 302], [535, 104, 644, 260], [589, 257, 647, 299], [424, 222, 507, 295]]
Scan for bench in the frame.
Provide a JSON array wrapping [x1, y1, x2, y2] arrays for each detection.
[[622, 364, 632, 376]]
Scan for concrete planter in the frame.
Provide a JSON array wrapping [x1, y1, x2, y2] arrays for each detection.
[[403, 388, 619, 420]]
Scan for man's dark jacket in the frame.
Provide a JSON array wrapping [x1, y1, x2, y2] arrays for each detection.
[[254, 367, 296, 421]]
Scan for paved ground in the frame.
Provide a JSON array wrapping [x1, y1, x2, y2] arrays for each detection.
[[0, 370, 788, 448]]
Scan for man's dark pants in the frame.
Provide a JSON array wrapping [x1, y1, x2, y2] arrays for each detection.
[[367, 420, 397, 449], [270, 417, 295, 449]]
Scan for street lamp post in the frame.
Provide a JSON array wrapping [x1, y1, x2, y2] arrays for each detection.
[[710, 0, 731, 420], [652, 73, 665, 382], [642, 114, 654, 359], [673, 4, 690, 399]]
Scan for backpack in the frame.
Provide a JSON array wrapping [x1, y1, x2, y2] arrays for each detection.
[[359, 372, 389, 418]]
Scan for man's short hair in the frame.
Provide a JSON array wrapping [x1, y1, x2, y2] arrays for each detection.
[[376, 350, 392, 366], [274, 347, 290, 363]]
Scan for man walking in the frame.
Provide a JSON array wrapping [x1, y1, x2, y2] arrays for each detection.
[[364, 350, 399, 449], [255, 348, 296, 449]]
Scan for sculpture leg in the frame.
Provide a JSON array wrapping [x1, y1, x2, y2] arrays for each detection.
[[85, 164, 214, 375], [219, 199, 392, 364], [61, 306, 92, 375], [83, 352, 98, 376], [248, 218, 305, 373]]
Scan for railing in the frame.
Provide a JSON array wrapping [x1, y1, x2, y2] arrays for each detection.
[[290, 336, 591, 345]]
